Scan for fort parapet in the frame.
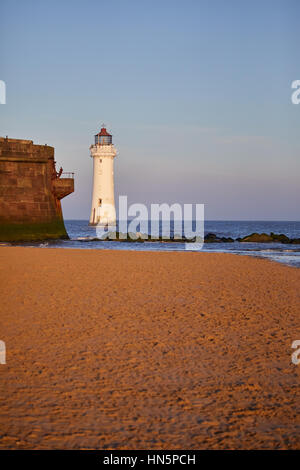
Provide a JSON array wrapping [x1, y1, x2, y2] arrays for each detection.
[[0, 137, 74, 241]]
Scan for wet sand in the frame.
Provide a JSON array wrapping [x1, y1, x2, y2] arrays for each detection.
[[0, 246, 299, 449]]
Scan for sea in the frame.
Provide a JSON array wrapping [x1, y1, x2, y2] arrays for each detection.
[[19, 220, 300, 268]]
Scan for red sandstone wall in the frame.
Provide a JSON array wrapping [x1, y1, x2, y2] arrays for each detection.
[[0, 138, 73, 226], [0, 159, 59, 224]]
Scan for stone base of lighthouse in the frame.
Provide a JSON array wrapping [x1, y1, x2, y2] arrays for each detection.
[[89, 203, 116, 227]]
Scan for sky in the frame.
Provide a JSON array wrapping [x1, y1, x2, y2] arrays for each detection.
[[0, 0, 299, 220]]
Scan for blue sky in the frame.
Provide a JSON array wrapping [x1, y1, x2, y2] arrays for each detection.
[[1, 0, 299, 219]]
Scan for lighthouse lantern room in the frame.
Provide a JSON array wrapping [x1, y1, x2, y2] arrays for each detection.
[[94, 127, 112, 146]]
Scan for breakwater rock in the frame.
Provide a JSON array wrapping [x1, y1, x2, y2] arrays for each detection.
[[238, 232, 300, 244], [204, 233, 234, 243], [76, 231, 300, 245]]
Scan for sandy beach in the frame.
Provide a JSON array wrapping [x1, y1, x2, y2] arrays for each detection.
[[0, 246, 299, 449]]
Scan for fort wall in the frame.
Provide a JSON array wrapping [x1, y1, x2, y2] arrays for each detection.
[[0, 137, 74, 241]]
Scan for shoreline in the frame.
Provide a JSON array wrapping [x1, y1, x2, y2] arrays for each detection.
[[0, 247, 299, 449], [1, 242, 300, 270]]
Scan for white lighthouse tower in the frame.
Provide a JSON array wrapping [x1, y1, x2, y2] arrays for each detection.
[[89, 125, 117, 226]]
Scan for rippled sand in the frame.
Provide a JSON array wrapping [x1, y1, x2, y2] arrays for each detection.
[[0, 247, 299, 449]]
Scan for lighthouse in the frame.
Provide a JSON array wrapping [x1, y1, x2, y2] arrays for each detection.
[[89, 125, 117, 226]]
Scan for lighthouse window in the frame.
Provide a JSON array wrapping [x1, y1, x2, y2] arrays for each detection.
[[98, 199, 102, 206], [100, 159, 102, 163], [103, 136, 111, 145]]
